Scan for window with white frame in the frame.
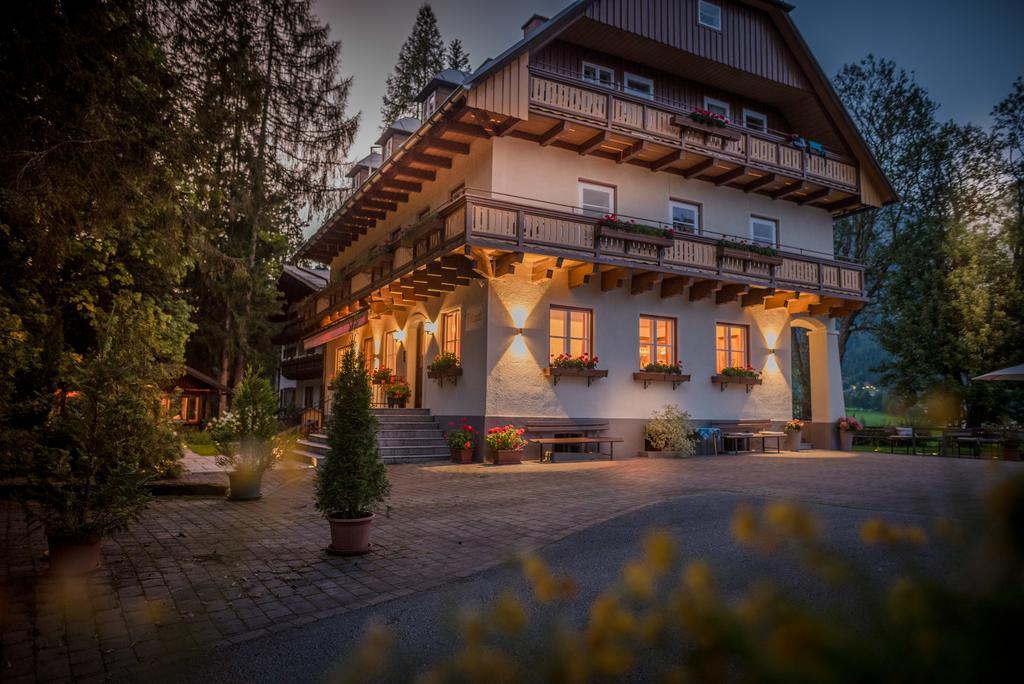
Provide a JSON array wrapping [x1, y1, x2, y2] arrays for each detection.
[[750, 216, 778, 246], [441, 309, 461, 360], [639, 315, 676, 369], [698, 1, 722, 30], [578, 181, 614, 217], [743, 108, 767, 132], [669, 200, 700, 233], [549, 307, 592, 359], [582, 62, 615, 88], [715, 323, 748, 372], [703, 97, 731, 120], [623, 72, 654, 100]]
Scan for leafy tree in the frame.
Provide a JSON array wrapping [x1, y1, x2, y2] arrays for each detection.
[[446, 39, 471, 71], [315, 348, 390, 518], [380, 3, 446, 126], [0, 0, 192, 477], [165, 0, 359, 387]]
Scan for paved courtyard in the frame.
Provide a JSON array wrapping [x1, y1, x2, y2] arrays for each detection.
[[0, 451, 1017, 682]]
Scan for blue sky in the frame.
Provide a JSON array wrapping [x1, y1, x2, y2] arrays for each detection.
[[317, 0, 1024, 169]]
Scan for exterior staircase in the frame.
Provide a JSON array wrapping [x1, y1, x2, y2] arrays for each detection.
[[291, 408, 450, 466]]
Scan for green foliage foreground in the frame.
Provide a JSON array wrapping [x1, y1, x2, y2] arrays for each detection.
[[338, 475, 1024, 683]]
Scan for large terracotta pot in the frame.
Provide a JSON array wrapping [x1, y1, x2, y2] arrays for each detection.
[[452, 448, 473, 464], [786, 430, 802, 451], [227, 470, 263, 501], [327, 513, 374, 556], [839, 429, 855, 452], [488, 449, 523, 465], [47, 535, 102, 576]]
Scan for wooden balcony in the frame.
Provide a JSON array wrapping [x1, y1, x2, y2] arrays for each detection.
[[279, 353, 324, 381], [291, 191, 865, 343], [525, 68, 860, 207]]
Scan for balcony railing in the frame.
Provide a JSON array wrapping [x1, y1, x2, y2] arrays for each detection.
[[528, 67, 859, 193], [279, 353, 324, 381]]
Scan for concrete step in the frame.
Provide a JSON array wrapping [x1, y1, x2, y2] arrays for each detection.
[[374, 415, 437, 424], [371, 408, 430, 416], [374, 421, 441, 431], [296, 408, 449, 464], [377, 428, 446, 439], [381, 452, 450, 464], [378, 444, 451, 456], [288, 449, 323, 466], [378, 437, 449, 448]]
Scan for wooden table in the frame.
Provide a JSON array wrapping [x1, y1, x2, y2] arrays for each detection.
[[533, 436, 625, 462], [755, 431, 785, 453]]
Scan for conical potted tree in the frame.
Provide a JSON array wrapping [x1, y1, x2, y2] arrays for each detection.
[[208, 367, 280, 500], [316, 347, 391, 555]]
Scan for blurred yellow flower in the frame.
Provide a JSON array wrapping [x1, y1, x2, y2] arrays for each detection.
[[731, 504, 758, 544], [860, 518, 886, 544], [492, 592, 527, 634], [623, 560, 654, 600], [643, 529, 677, 573]]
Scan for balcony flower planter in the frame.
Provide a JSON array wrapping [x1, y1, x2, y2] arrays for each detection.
[[711, 374, 763, 393], [672, 115, 741, 141], [544, 367, 609, 387], [717, 244, 784, 267], [427, 366, 462, 386], [597, 225, 675, 249], [633, 371, 691, 389]]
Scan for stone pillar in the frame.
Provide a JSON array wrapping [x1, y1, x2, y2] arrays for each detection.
[[806, 321, 846, 450]]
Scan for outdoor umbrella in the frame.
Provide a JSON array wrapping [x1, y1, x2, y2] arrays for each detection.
[[973, 363, 1024, 382]]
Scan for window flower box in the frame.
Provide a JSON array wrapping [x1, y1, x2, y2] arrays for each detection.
[[716, 241, 783, 267], [544, 367, 609, 387], [711, 374, 763, 393], [671, 113, 741, 141], [595, 215, 675, 251], [427, 366, 462, 386], [633, 371, 691, 389]]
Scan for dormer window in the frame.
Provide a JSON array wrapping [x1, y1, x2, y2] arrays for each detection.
[[623, 73, 654, 100], [426, 90, 438, 115], [384, 136, 394, 159], [743, 109, 767, 133], [582, 62, 615, 88], [698, 1, 721, 31], [703, 97, 731, 121]]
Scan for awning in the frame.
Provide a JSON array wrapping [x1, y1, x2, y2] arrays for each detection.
[[973, 363, 1024, 382], [303, 309, 368, 351]]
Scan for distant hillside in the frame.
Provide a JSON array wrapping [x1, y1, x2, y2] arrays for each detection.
[[840, 331, 890, 389]]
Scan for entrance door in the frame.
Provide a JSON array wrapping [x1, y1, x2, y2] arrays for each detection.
[[414, 321, 425, 408]]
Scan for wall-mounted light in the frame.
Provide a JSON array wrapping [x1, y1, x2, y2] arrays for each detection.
[[767, 348, 776, 355], [424, 321, 437, 335]]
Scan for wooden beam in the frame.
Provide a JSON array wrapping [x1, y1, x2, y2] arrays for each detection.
[[568, 263, 592, 289], [601, 267, 626, 292], [380, 178, 421, 192], [824, 195, 861, 212], [578, 131, 610, 156], [764, 292, 797, 309], [494, 118, 522, 137], [787, 294, 820, 314], [351, 209, 386, 220], [797, 187, 832, 205], [425, 138, 471, 155], [649, 150, 684, 172], [714, 165, 748, 186], [361, 199, 397, 212], [771, 181, 806, 199], [539, 121, 567, 147], [740, 173, 776, 193], [395, 166, 436, 181], [660, 275, 691, 298], [372, 190, 409, 202], [716, 283, 749, 304], [689, 279, 722, 301], [741, 287, 774, 308], [445, 121, 492, 138], [630, 270, 660, 295], [493, 251, 523, 277], [470, 248, 494, 278], [408, 152, 453, 169], [617, 140, 648, 164], [682, 158, 716, 178], [531, 257, 559, 282]]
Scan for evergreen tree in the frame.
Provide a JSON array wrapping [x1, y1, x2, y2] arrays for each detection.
[[315, 348, 390, 518], [165, 0, 358, 387], [446, 39, 471, 72], [380, 4, 446, 126]]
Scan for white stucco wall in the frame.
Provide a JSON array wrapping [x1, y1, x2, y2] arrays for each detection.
[[490, 137, 835, 257], [485, 269, 793, 423]]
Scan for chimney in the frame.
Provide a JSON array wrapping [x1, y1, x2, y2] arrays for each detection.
[[521, 14, 548, 37]]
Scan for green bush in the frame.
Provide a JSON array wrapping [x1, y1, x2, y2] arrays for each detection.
[[208, 366, 280, 474], [315, 347, 390, 518], [644, 404, 697, 455]]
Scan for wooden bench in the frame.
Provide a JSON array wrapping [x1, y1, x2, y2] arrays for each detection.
[[710, 420, 778, 453], [525, 419, 622, 462]]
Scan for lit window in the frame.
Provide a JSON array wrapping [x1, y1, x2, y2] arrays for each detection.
[[549, 307, 592, 359], [582, 61, 615, 88], [750, 216, 778, 246], [623, 72, 654, 100], [716, 323, 748, 372], [441, 309, 461, 359], [743, 109, 767, 133], [383, 331, 398, 374], [703, 97, 731, 120], [336, 344, 352, 373], [361, 337, 375, 374], [639, 316, 676, 369], [669, 200, 700, 233], [698, 1, 722, 30], [578, 181, 614, 217]]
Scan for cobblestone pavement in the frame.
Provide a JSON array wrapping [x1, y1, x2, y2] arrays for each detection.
[[1, 451, 1018, 682]]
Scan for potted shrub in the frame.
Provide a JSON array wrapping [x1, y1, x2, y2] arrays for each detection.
[[486, 425, 527, 465], [427, 351, 462, 386], [208, 367, 280, 501], [446, 419, 477, 463], [23, 309, 183, 576], [784, 419, 804, 451], [371, 367, 392, 385], [642, 405, 697, 458], [316, 347, 390, 555], [836, 416, 863, 451], [385, 379, 411, 408]]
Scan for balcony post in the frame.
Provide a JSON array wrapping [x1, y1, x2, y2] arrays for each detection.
[[464, 197, 472, 241], [516, 209, 525, 248]]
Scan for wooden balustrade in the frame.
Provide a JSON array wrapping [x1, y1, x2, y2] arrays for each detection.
[[528, 71, 859, 192]]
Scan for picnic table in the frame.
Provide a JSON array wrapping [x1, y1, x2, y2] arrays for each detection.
[[533, 436, 624, 462]]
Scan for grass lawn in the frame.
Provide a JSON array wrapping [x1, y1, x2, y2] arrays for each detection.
[[845, 408, 905, 427], [181, 430, 220, 456], [187, 442, 220, 456]]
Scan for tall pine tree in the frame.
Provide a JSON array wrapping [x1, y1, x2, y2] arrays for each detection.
[[380, 4, 446, 126], [446, 39, 471, 71], [165, 0, 359, 387]]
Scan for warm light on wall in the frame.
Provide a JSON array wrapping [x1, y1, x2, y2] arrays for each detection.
[[510, 305, 529, 330], [394, 329, 406, 344], [424, 321, 437, 335]]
